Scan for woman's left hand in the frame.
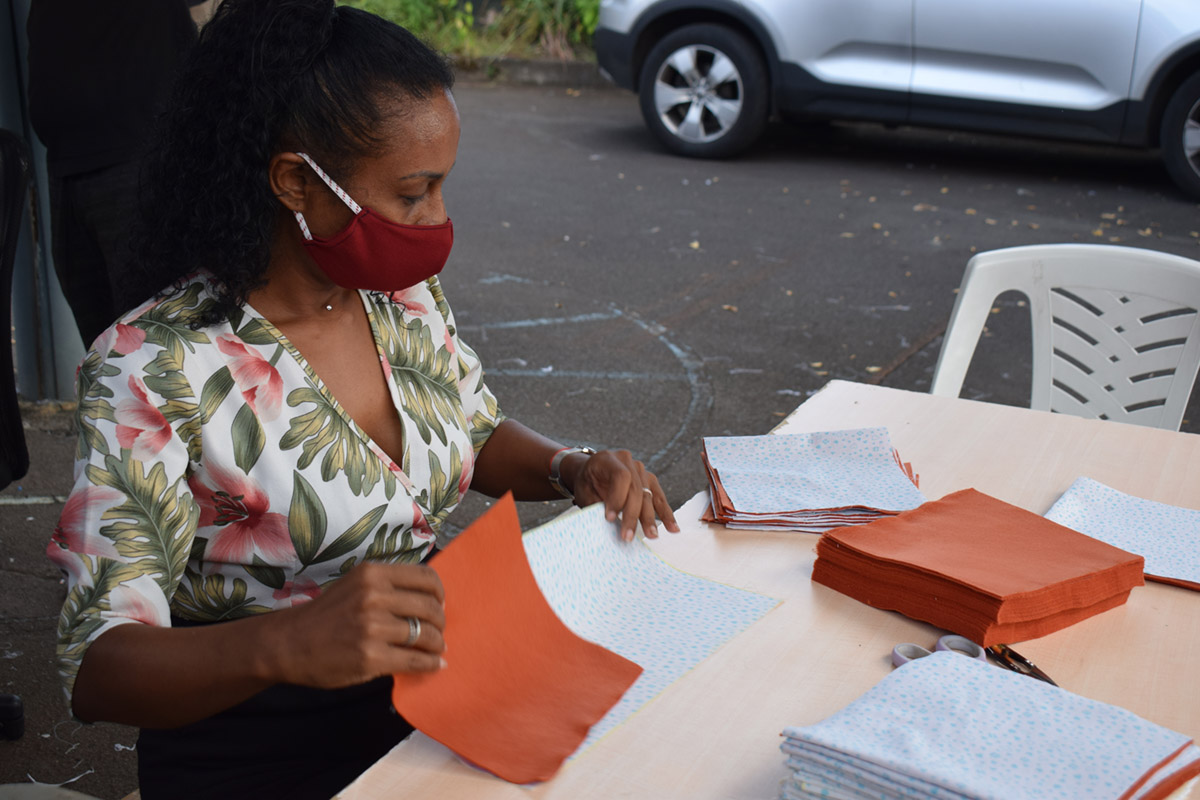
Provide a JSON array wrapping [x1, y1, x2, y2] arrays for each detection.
[[569, 450, 680, 542]]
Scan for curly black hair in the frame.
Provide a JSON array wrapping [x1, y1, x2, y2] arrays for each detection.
[[123, 0, 455, 326]]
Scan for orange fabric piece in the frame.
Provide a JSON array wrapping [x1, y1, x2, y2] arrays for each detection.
[[391, 494, 643, 784], [812, 488, 1145, 646]]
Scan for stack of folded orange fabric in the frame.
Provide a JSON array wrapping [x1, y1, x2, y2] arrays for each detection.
[[812, 488, 1145, 646]]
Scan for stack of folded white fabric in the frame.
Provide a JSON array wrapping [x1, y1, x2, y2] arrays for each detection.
[[780, 652, 1200, 800], [702, 427, 924, 532], [1046, 476, 1200, 592]]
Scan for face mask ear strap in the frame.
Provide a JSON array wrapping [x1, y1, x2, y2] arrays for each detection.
[[295, 152, 363, 215], [294, 211, 314, 241]]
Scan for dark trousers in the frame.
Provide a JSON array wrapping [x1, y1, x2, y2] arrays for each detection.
[[48, 160, 142, 347], [137, 619, 415, 800]]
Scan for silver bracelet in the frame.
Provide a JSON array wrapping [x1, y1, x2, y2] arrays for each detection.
[[548, 446, 596, 499]]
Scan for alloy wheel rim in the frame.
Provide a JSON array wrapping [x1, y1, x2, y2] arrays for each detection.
[[1186, 96, 1200, 177], [653, 44, 744, 144]]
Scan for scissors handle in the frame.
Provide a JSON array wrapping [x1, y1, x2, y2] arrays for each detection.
[[985, 644, 1059, 687]]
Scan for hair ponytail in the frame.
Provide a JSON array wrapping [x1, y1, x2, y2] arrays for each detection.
[[124, 0, 454, 325]]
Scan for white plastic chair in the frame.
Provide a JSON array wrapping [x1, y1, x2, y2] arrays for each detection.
[[930, 244, 1200, 430]]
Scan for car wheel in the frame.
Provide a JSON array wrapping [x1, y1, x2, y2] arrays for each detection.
[[1160, 71, 1200, 199], [637, 24, 769, 158]]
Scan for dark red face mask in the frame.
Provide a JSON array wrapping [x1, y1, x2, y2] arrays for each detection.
[[293, 152, 453, 292]]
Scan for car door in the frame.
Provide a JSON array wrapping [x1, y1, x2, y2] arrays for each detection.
[[744, 0, 914, 122], [910, 0, 1142, 140]]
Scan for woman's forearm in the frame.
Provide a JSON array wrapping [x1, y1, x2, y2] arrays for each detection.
[[70, 561, 446, 729], [470, 419, 588, 501], [70, 610, 296, 728]]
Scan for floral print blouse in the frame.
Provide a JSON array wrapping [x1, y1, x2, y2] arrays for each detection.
[[48, 273, 504, 700]]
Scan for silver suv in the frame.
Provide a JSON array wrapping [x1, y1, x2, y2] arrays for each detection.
[[594, 0, 1200, 198]]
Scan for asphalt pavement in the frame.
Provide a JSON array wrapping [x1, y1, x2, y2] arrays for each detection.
[[3, 78, 1199, 798]]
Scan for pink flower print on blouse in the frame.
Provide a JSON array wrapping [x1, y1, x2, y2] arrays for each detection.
[[216, 334, 283, 422], [93, 323, 146, 357], [109, 574, 171, 627], [272, 576, 322, 608], [385, 286, 429, 316], [115, 376, 173, 461], [443, 328, 456, 355], [191, 466, 293, 565], [46, 485, 125, 584], [458, 446, 474, 497], [411, 502, 435, 542]]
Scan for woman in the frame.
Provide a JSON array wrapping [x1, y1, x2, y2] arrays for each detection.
[[47, 1, 679, 797]]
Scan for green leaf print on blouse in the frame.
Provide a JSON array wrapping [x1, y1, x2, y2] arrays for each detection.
[[364, 524, 427, 565], [280, 384, 388, 497], [75, 380, 117, 462], [138, 283, 213, 353], [232, 403, 266, 473], [419, 442, 462, 526], [375, 308, 462, 448], [471, 390, 504, 454], [244, 556, 287, 591], [74, 335, 131, 461], [288, 472, 328, 564], [234, 316, 284, 347], [308, 503, 388, 567], [86, 454, 197, 595], [57, 558, 141, 689], [287, 471, 390, 569], [171, 571, 271, 622], [198, 367, 236, 424]]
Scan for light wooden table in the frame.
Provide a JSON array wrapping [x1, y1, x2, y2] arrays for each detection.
[[339, 381, 1200, 799]]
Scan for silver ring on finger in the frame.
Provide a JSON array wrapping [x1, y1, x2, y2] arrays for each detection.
[[642, 487, 653, 495], [404, 616, 421, 647]]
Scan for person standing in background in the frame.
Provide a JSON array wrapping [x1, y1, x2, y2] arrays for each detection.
[[26, 0, 197, 346]]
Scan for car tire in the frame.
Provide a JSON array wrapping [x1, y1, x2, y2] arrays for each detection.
[[1160, 71, 1200, 199], [637, 24, 769, 158]]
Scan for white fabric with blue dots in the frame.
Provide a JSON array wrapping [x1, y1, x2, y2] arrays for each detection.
[[780, 651, 1200, 799], [1045, 477, 1200, 587], [704, 428, 926, 515], [522, 504, 780, 754]]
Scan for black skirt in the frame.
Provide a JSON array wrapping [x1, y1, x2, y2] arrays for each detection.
[[136, 618, 414, 800]]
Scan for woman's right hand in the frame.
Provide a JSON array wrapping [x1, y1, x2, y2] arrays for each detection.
[[272, 561, 446, 689]]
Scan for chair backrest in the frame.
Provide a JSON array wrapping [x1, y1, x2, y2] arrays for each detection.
[[0, 129, 32, 489], [930, 243, 1200, 430]]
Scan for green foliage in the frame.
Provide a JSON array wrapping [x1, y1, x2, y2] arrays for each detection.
[[339, 0, 477, 55], [495, 0, 600, 59], [338, 0, 601, 61]]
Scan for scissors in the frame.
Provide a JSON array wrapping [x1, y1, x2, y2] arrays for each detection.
[[986, 644, 1058, 687], [892, 634, 987, 667]]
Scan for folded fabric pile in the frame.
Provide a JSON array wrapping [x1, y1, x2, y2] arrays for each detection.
[[1046, 477, 1200, 592], [812, 488, 1145, 645], [702, 427, 925, 532], [780, 651, 1200, 800]]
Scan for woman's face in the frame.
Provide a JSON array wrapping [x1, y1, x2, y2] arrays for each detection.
[[306, 89, 461, 234]]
